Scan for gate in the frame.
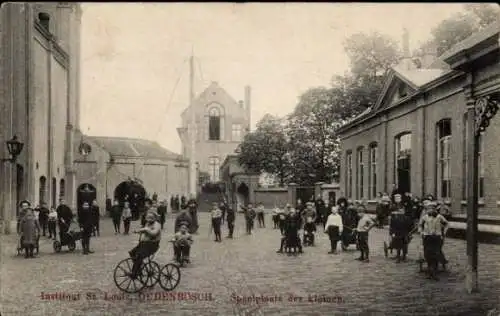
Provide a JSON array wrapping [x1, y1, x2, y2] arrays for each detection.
[[296, 186, 315, 204]]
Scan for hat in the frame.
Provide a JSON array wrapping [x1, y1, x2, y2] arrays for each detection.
[[381, 195, 390, 202], [393, 193, 402, 198], [286, 203, 291, 208], [19, 200, 31, 207]]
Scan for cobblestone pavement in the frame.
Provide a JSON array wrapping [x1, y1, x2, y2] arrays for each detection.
[[1, 213, 500, 316]]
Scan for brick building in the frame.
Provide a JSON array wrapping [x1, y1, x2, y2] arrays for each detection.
[[178, 82, 251, 184], [338, 23, 500, 217], [73, 133, 189, 213], [0, 3, 82, 233]]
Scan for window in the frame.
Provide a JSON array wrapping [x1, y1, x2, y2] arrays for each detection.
[[395, 133, 412, 194], [39, 176, 47, 204], [356, 148, 364, 199], [346, 152, 352, 198], [437, 119, 451, 199], [52, 178, 57, 207], [368, 143, 378, 199], [232, 124, 242, 141], [208, 107, 221, 141], [208, 157, 220, 182], [463, 113, 484, 199], [59, 179, 65, 199]]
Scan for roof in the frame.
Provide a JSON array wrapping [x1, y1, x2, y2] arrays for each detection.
[[86, 136, 184, 161], [440, 21, 500, 62], [181, 81, 239, 117], [393, 66, 448, 87]]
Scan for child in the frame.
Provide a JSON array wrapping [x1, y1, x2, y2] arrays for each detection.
[[210, 202, 223, 242], [324, 206, 343, 254], [256, 202, 265, 228], [48, 206, 58, 240], [272, 206, 281, 229], [173, 224, 193, 263], [244, 204, 257, 235], [355, 209, 376, 262], [303, 217, 316, 246]]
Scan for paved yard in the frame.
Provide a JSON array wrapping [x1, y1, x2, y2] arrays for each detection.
[[1, 213, 500, 316]]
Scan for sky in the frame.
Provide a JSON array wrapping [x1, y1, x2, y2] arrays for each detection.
[[80, 3, 466, 154]]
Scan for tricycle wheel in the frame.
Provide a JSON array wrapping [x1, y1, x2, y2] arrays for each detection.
[[68, 241, 76, 252], [159, 263, 181, 291], [53, 240, 62, 253], [113, 258, 146, 293]]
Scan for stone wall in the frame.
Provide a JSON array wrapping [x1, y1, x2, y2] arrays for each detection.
[[254, 188, 288, 208]]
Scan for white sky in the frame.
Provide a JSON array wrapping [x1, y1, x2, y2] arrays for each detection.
[[80, 3, 465, 154]]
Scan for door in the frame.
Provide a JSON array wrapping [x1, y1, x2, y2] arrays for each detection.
[[16, 165, 24, 210], [77, 183, 97, 212], [296, 187, 315, 204]]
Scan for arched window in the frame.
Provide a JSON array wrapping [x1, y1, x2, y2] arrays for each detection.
[[356, 147, 364, 199], [52, 178, 57, 207], [208, 107, 221, 141], [437, 119, 451, 199], [395, 132, 412, 194], [208, 157, 220, 182], [59, 179, 65, 199], [346, 151, 353, 199], [39, 176, 47, 204], [368, 143, 378, 199]]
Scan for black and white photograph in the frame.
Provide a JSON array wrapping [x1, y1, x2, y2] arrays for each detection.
[[0, 2, 499, 315]]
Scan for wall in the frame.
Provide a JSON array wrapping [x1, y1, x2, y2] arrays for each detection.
[[339, 59, 500, 217], [254, 188, 288, 208], [180, 83, 250, 181]]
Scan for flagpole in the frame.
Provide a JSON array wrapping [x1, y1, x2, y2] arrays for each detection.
[[189, 48, 197, 197]]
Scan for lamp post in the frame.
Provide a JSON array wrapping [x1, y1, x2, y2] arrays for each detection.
[[1, 135, 24, 234], [1, 135, 24, 163]]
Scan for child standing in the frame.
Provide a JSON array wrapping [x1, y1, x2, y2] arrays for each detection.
[[303, 217, 316, 246], [355, 209, 376, 262], [244, 204, 256, 235], [324, 206, 343, 254], [48, 206, 58, 239]]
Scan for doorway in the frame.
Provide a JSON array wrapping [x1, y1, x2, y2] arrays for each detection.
[[16, 164, 24, 209], [397, 157, 411, 194], [77, 183, 97, 212]]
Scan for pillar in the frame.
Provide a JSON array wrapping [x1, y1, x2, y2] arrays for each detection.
[[465, 95, 479, 293], [315, 182, 324, 200], [288, 183, 297, 206]]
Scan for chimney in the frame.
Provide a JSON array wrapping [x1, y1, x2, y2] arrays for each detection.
[[244, 86, 251, 131], [402, 28, 410, 58], [39, 12, 50, 31]]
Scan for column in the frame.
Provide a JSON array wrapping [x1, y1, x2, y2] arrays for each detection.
[[465, 92, 479, 293], [288, 183, 297, 206]]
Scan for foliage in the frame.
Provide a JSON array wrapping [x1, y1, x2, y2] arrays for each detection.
[[286, 87, 344, 185], [238, 114, 291, 186], [430, 4, 500, 56]]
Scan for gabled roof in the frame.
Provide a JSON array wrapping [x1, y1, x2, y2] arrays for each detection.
[[87, 136, 184, 161], [181, 81, 239, 117]]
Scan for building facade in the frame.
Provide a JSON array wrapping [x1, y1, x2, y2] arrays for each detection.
[[338, 23, 500, 217], [0, 3, 82, 233], [74, 134, 189, 213], [178, 82, 251, 184]]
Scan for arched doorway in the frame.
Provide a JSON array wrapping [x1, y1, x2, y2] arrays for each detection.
[[114, 180, 147, 220], [236, 182, 249, 210], [77, 183, 97, 212]]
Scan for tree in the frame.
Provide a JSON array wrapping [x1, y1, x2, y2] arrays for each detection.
[[287, 87, 344, 185], [464, 3, 500, 28], [333, 32, 401, 113], [429, 4, 500, 56], [238, 114, 291, 186]]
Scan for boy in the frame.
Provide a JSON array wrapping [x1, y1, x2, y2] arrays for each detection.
[[173, 224, 193, 263], [256, 202, 265, 228], [48, 206, 58, 239], [243, 203, 256, 235], [210, 202, 223, 242], [354, 209, 376, 262], [303, 217, 316, 246]]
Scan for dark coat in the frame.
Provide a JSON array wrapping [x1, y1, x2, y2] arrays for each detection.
[[389, 211, 413, 236], [39, 207, 50, 223], [91, 206, 100, 225], [226, 208, 235, 223], [157, 206, 167, 221], [56, 205, 73, 225], [110, 205, 122, 220], [78, 208, 94, 229]]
